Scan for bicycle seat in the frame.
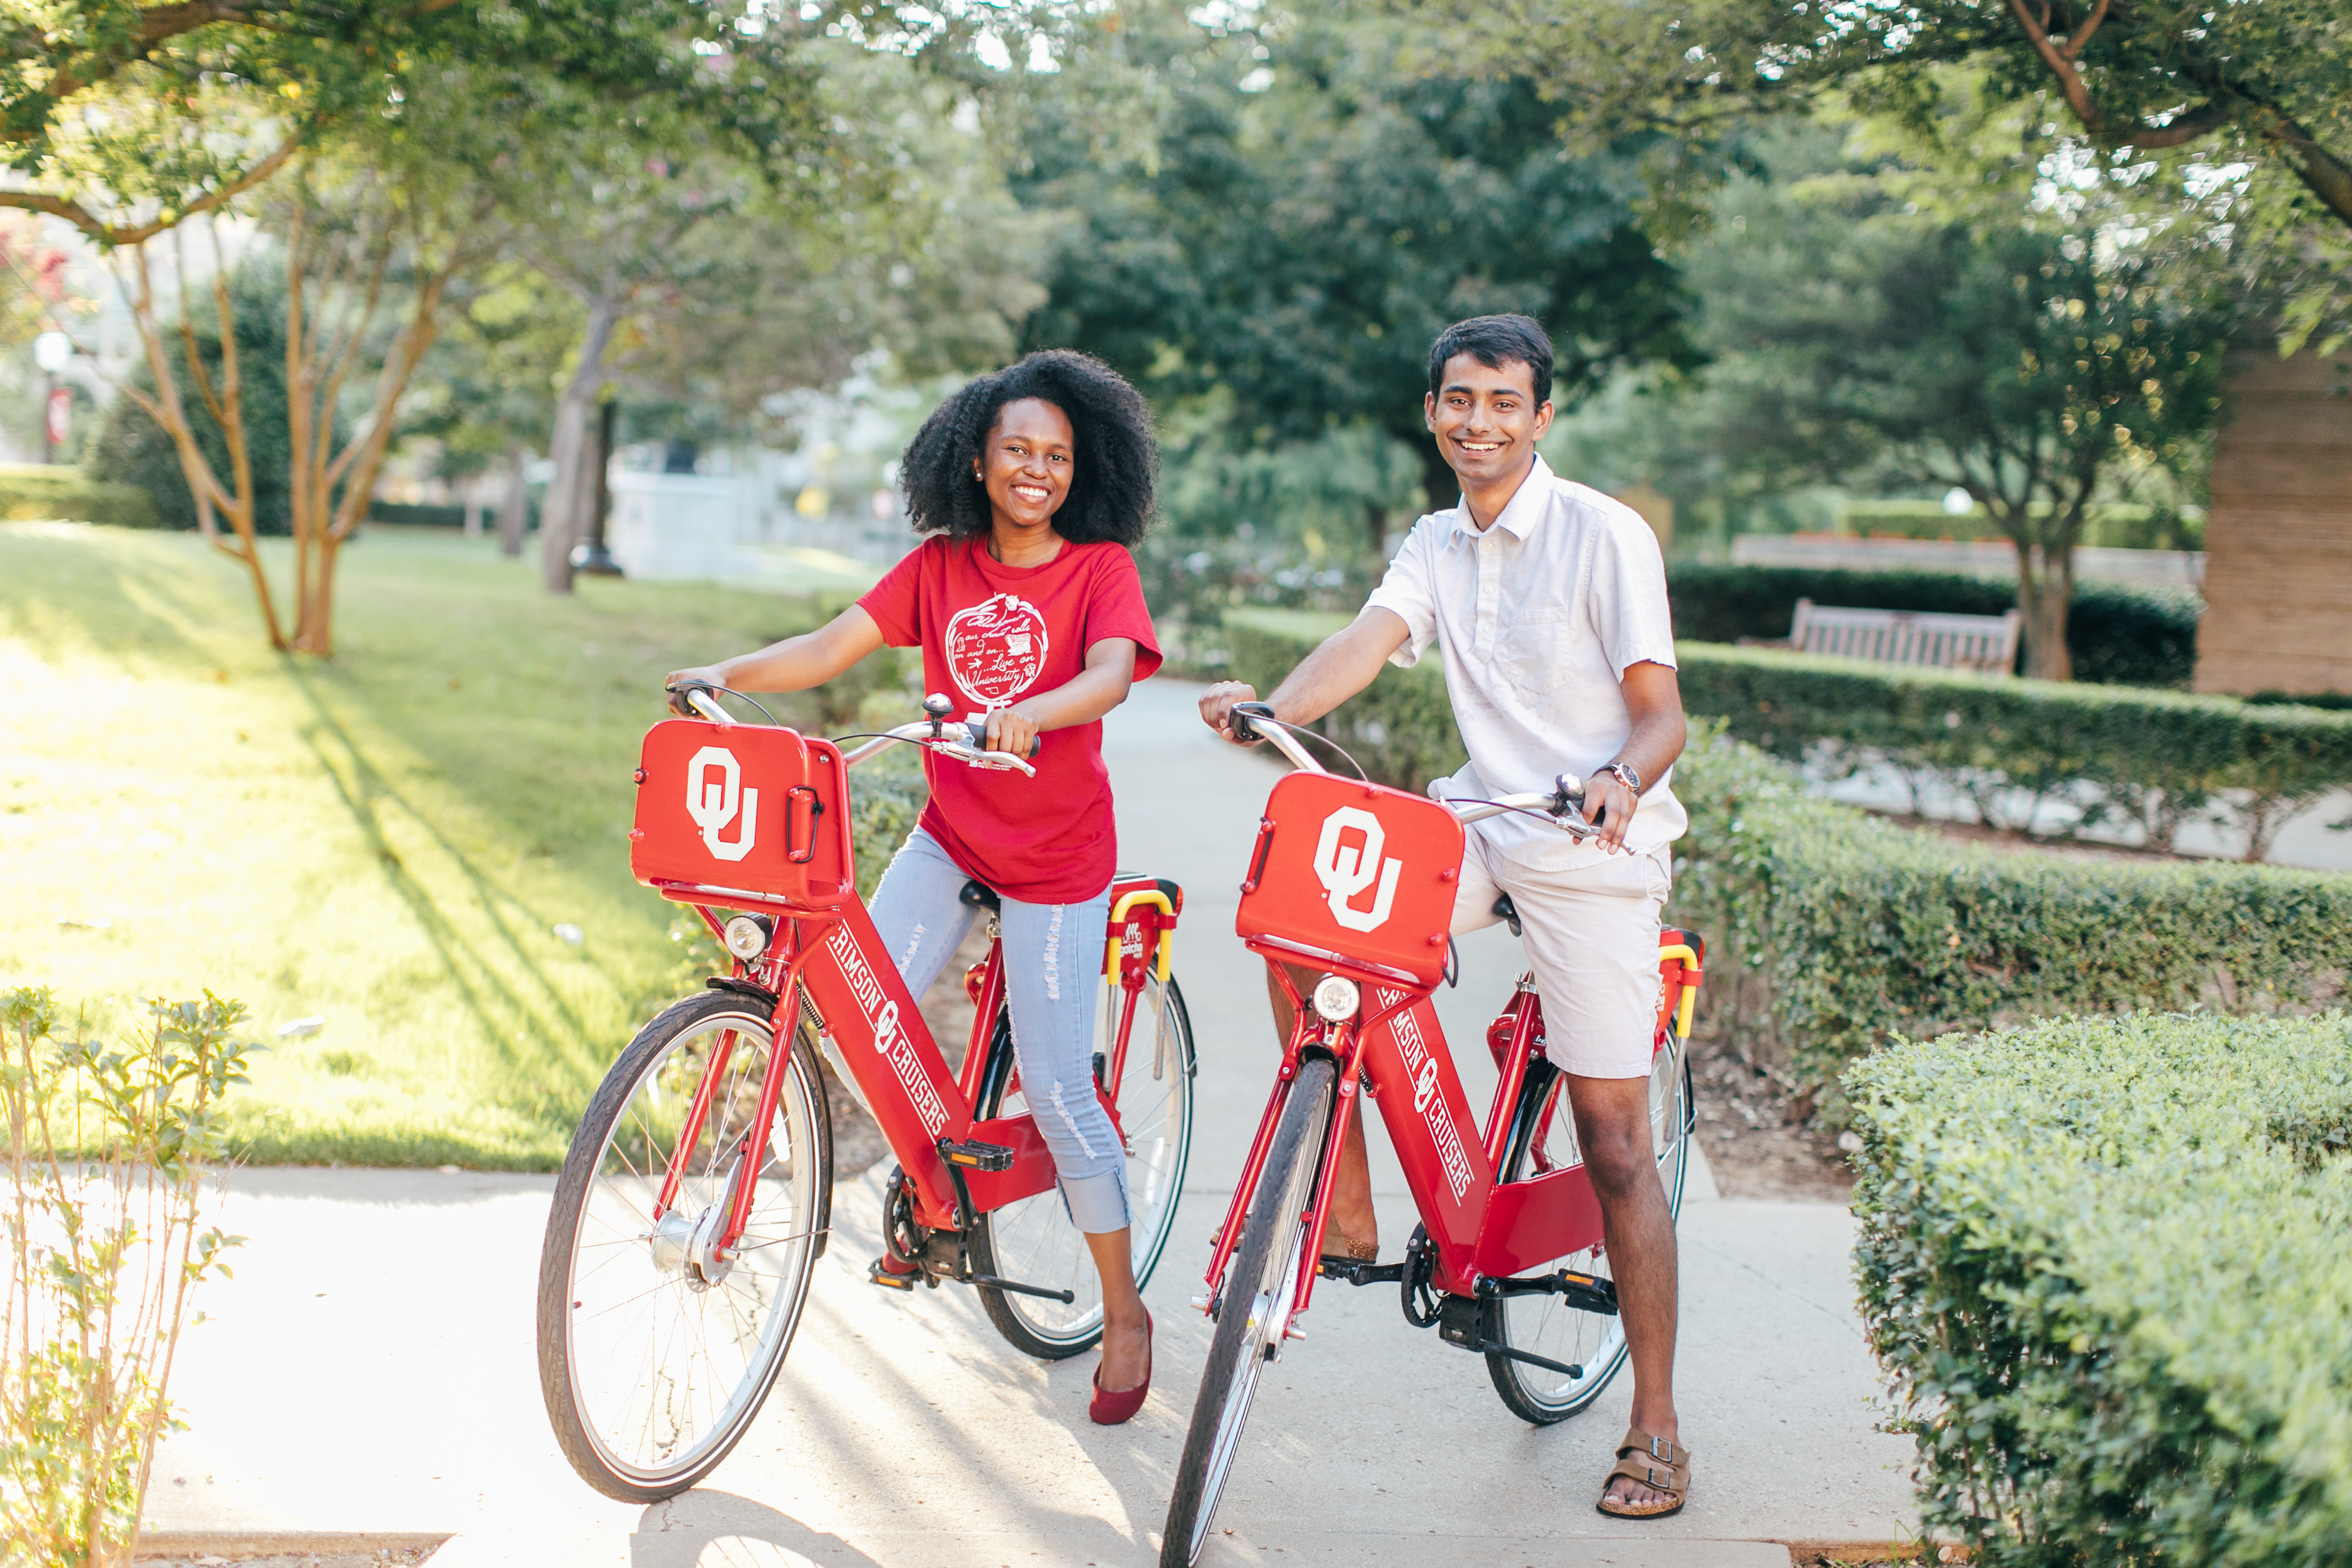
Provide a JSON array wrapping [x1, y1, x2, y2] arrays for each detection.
[[1493, 894, 1521, 937], [958, 879, 1001, 913]]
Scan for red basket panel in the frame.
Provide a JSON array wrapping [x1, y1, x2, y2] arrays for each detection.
[[629, 720, 855, 908], [1234, 771, 1465, 989]]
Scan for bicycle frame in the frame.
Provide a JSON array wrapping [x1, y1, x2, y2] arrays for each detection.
[[626, 711, 1180, 1262], [1200, 753, 1700, 1339]]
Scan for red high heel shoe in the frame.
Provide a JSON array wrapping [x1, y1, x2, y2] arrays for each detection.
[[1089, 1310, 1153, 1425]]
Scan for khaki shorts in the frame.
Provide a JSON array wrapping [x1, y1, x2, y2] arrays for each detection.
[[1450, 833, 1672, 1081]]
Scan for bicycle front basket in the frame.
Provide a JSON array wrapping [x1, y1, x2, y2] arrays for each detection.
[[1234, 771, 1464, 989], [629, 718, 855, 908]]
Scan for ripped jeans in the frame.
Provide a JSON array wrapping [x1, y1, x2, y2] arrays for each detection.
[[866, 829, 1129, 1233]]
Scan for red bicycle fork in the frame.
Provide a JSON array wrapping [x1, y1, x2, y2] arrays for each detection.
[[1199, 963, 1601, 1340]]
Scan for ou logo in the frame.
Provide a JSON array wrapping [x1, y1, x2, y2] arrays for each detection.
[[685, 746, 759, 862], [1313, 807, 1403, 933]]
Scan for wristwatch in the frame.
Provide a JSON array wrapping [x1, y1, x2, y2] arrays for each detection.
[[1602, 761, 1643, 795]]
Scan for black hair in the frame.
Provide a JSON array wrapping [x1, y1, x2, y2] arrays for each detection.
[[898, 349, 1158, 547], [1425, 314, 1555, 407]]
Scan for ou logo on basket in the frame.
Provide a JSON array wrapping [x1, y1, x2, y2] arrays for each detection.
[[1313, 807, 1403, 932], [685, 746, 758, 862]]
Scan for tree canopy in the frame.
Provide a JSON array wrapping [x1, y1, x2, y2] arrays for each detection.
[[1014, 0, 1696, 518], [1412, 0, 2351, 350]]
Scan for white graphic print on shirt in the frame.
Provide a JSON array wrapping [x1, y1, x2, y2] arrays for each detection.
[[944, 593, 1050, 710]]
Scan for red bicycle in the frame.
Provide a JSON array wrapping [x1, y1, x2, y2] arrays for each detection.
[[535, 688, 1195, 1502], [1159, 704, 1700, 1565]]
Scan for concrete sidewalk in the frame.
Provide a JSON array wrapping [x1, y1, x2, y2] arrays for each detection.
[[142, 679, 1917, 1566]]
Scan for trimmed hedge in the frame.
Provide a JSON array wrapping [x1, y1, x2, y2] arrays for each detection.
[[1676, 641, 2352, 857], [368, 501, 469, 529], [0, 464, 161, 530], [1848, 1012, 2352, 1566], [1672, 730, 2352, 1112], [1666, 563, 2199, 688]]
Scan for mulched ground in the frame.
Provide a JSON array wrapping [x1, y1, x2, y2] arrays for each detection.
[[1688, 1030, 1856, 1201]]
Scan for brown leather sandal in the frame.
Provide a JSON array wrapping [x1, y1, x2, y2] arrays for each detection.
[[1595, 1426, 1690, 1519], [1321, 1224, 1378, 1263]]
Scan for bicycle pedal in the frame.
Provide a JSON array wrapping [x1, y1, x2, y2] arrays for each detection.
[[868, 1256, 919, 1292], [1316, 1256, 1406, 1287], [937, 1136, 1015, 1173]]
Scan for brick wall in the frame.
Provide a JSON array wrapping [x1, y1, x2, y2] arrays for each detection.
[[2195, 352, 2352, 697]]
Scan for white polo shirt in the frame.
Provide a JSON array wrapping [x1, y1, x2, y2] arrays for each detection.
[[1364, 455, 1686, 868]]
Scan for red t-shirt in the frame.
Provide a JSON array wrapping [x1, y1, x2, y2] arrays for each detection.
[[858, 536, 1162, 904]]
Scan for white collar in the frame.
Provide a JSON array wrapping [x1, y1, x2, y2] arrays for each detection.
[[1443, 454, 1555, 546]]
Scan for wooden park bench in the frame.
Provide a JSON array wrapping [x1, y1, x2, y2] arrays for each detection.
[[1748, 598, 2023, 676]]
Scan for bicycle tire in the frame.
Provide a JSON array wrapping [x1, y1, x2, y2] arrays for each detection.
[[1160, 1055, 1335, 1568], [536, 990, 830, 1502], [1480, 1032, 1691, 1425], [971, 974, 1197, 1359]]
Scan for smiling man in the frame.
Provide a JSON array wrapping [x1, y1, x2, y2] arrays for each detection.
[[1200, 313, 1695, 1519]]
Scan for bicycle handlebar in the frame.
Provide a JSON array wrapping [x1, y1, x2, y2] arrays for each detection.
[[666, 683, 1039, 777], [1230, 701, 1595, 837]]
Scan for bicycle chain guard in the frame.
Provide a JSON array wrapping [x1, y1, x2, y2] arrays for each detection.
[[1400, 1222, 1441, 1329], [881, 1166, 930, 1279]]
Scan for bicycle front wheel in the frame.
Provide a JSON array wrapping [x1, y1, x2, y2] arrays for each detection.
[[1160, 1055, 1334, 1568], [536, 990, 830, 1502], [1481, 1031, 1690, 1424], [971, 972, 1196, 1359]]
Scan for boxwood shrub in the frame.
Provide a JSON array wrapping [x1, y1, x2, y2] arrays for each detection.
[[1672, 732, 2352, 1112], [1847, 1011, 2352, 1566], [1676, 641, 2352, 857], [0, 464, 161, 530], [1665, 563, 2199, 688]]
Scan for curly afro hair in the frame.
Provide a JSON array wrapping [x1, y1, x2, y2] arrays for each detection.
[[898, 349, 1157, 547]]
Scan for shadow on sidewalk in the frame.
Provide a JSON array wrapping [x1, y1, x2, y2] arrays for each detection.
[[631, 1490, 883, 1567]]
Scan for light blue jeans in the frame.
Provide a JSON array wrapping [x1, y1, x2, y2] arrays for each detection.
[[867, 830, 1130, 1233]]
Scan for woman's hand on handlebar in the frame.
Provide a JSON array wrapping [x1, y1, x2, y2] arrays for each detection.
[[1199, 681, 1261, 745], [985, 706, 1042, 759]]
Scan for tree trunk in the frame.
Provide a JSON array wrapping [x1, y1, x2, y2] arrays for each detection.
[[118, 241, 285, 648], [288, 226, 454, 658], [2012, 539, 2076, 681], [496, 443, 529, 557], [540, 299, 620, 594]]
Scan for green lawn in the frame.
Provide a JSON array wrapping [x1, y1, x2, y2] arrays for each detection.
[[0, 522, 881, 1167]]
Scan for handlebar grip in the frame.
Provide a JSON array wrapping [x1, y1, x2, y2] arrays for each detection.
[[669, 682, 727, 722], [961, 721, 1041, 759], [1230, 701, 1275, 743]]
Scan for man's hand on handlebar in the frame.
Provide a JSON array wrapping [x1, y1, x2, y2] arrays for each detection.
[[1199, 681, 1263, 745], [1582, 770, 1637, 854], [664, 666, 726, 717]]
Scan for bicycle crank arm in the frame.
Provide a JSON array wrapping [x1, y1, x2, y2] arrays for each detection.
[[968, 1273, 1078, 1304]]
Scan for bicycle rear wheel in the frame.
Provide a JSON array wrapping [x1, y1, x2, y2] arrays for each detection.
[[1160, 1055, 1335, 1568], [536, 990, 830, 1502], [1481, 1031, 1690, 1424], [970, 973, 1196, 1359]]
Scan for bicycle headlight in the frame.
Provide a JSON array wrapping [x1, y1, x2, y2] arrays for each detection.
[[722, 914, 772, 961], [1310, 974, 1360, 1023]]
